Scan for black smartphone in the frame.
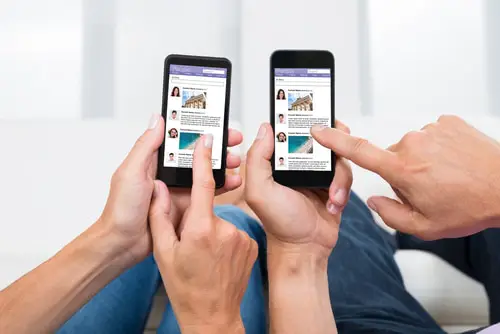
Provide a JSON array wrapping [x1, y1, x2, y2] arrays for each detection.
[[157, 54, 232, 188], [270, 50, 335, 188]]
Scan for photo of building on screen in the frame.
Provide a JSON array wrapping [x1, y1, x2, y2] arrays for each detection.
[[288, 92, 313, 111], [182, 90, 207, 109]]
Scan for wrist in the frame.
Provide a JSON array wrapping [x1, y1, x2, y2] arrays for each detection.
[[267, 237, 332, 270], [87, 220, 142, 267], [181, 318, 245, 334], [268, 250, 328, 278]]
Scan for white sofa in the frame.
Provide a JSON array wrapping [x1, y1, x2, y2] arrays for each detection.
[[0, 117, 495, 332]]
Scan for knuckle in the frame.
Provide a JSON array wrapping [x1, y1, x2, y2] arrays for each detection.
[[111, 168, 126, 185], [134, 134, 147, 148], [112, 164, 137, 183], [111, 170, 121, 184], [351, 137, 370, 155], [190, 225, 214, 245], [224, 224, 240, 242], [336, 158, 353, 187], [217, 223, 243, 246], [248, 239, 259, 259], [335, 120, 351, 134], [239, 231, 251, 245], [421, 122, 438, 131], [245, 147, 258, 166], [438, 114, 461, 124], [400, 131, 422, 146], [195, 177, 216, 191], [410, 213, 432, 240]]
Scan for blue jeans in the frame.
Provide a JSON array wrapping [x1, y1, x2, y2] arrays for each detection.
[[58, 193, 478, 333]]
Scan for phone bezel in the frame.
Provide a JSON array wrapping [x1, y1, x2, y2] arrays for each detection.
[[157, 54, 232, 189], [270, 50, 336, 188]]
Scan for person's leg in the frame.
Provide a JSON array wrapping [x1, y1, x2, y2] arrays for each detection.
[[158, 205, 267, 334], [328, 192, 446, 333], [57, 255, 161, 334], [398, 229, 500, 324]]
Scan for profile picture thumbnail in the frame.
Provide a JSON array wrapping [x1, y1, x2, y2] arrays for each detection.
[[278, 113, 286, 124], [179, 132, 202, 150], [170, 110, 178, 120], [168, 128, 178, 139], [278, 157, 286, 166], [276, 132, 287, 143], [288, 91, 313, 111], [168, 153, 175, 161], [171, 86, 180, 97], [182, 90, 207, 109], [288, 136, 313, 154], [276, 89, 286, 100]]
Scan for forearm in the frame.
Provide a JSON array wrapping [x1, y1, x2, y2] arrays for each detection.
[[0, 223, 135, 333], [268, 245, 337, 334]]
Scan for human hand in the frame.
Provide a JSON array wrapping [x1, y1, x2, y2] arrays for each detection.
[[168, 129, 243, 232], [97, 114, 243, 264], [149, 134, 257, 333], [245, 122, 353, 259], [311, 115, 500, 240]]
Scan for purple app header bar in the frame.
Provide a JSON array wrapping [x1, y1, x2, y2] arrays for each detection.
[[170, 64, 227, 78], [275, 68, 331, 78]]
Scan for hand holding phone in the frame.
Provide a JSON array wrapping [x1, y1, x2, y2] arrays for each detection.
[[157, 54, 232, 188], [270, 50, 335, 188], [245, 121, 353, 255]]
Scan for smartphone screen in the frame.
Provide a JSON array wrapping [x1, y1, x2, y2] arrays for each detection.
[[274, 68, 332, 171], [163, 64, 228, 169]]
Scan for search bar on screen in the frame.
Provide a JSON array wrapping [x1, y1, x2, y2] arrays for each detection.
[[203, 69, 225, 74], [307, 69, 330, 74], [171, 78, 224, 87], [276, 81, 329, 87]]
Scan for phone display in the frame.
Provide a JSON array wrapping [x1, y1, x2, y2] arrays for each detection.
[[157, 55, 231, 188], [274, 68, 332, 171], [163, 64, 228, 169], [271, 50, 335, 188]]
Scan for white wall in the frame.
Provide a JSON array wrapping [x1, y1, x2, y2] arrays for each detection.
[[485, 0, 500, 115], [368, 0, 488, 118], [240, 0, 364, 143], [113, 0, 242, 123], [0, 0, 82, 120]]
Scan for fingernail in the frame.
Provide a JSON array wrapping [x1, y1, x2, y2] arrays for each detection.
[[367, 199, 377, 212], [148, 114, 160, 129], [311, 124, 328, 133], [327, 201, 340, 215], [333, 189, 347, 205], [204, 134, 213, 148], [257, 124, 267, 139]]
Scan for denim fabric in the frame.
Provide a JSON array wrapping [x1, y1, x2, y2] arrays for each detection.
[[59, 194, 468, 334]]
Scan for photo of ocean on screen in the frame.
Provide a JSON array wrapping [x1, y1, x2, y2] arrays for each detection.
[[179, 132, 202, 150], [288, 136, 313, 154]]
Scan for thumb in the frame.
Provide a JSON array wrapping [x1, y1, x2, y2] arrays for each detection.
[[367, 196, 431, 239], [246, 123, 274, 191], [149, 180, 178, 252], [126, 114, 165, 172]]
